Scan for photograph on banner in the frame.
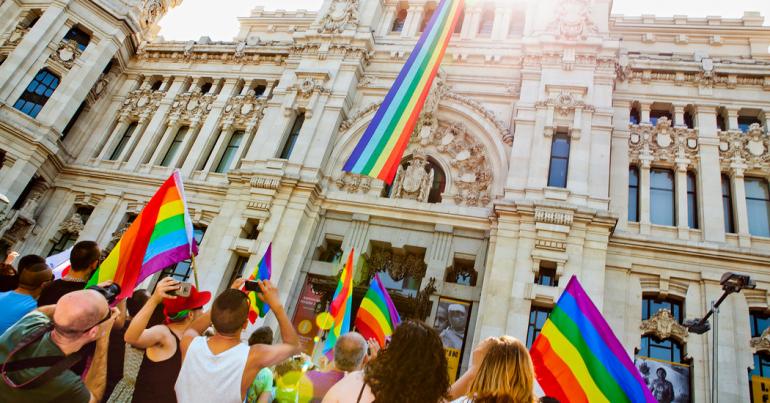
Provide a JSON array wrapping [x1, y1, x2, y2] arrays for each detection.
[[291, 275, 325, 356], [433, 297, 471, 383], [751, 375, 770, 403], [634, 356, 691, 403]]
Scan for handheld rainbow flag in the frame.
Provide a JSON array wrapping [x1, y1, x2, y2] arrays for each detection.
[[342, 0, 464, 184], [244, 243, 272, 324], [322, 248, 355, 355], [88, 170, 197, 300], [354, 273, 401, 347], [530, 276, 656, 403]]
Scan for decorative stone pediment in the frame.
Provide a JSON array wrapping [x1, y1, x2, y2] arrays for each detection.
[[751, 327, 770, 354], [718, 124, 770, 171], [4, 26, 29, 47], [222, 95, 266, 130], [169, 91, 215, 124], [546, 0, 599, 40], [283, 71, 331, 118], [629, 117, 699, 166], [640, 309, 689, 344], [121, 89, 164, 121], [316, 0, 359, 34]]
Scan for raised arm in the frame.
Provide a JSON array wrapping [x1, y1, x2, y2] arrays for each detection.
[[124, 277, 179, 349], [249, 280, 301, 369], [85, 307, 119, 402]]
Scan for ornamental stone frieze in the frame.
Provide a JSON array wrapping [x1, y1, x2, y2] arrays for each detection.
[[546, 0, 600, 40], [316, 0, 359, 34], [120, 88, 164, 121], [48, 39, 83, 70], [640, 309, 689, 344], [58, 212, 85, 235], [282, 71, 331, 118], [221, 94, 266, 129], [168, 91, 215, 124], [290, 42, 373, 63], [628, 117, 699, 166], [135, 41, 289, 65], [335, 173, 372, 194], [751, 327, 770, 354], [718, 123, 770, 171], [535, 91, 595, 116], [2, 25, 28, 47], [364, 244, 427, 282]]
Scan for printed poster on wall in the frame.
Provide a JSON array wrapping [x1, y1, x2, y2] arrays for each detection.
[[291, 275, 324, 355], [751, 375, 770, 403], [634, 356, 691, 403], [433, 297, 472, 383]]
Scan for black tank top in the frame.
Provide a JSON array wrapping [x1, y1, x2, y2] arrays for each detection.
[[131, 329, 182, 403]]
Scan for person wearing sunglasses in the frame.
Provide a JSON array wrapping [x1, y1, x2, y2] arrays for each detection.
[[0, 288, 119, 403], [0, 259, 53, 334]]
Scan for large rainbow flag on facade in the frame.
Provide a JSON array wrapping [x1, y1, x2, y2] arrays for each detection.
[[322, 248, 355, 355], [342, 0, 464, 184], [88, 170, 197, 300], [244, 243, 272, 324], [354, 273, 401, 347], [530, 276, 656, 403]]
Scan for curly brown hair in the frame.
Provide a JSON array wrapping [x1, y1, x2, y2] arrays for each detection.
[[364, 320, 449, 403]]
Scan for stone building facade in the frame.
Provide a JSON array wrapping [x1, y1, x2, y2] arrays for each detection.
[[1, 0, 770, 400]]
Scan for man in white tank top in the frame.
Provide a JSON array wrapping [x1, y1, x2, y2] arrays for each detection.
[[175, 279, 300, 403]]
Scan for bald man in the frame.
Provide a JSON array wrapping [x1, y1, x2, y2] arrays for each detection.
[[0, 289, 117, 403]]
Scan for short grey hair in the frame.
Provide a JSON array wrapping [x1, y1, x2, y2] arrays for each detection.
[[333, 332, 367, 371]]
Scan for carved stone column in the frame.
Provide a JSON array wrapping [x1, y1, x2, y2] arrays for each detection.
[[675, 161, 690, 239], [639, 153, 653, 234], [640, 102, 651, 124], [378, 5, 397, 36], [730, 163, 752, 247], [98, 116, 131, 160], [727, 108, 740, 131], [401, 6, 418, 37], [202, 125, 234, 172], [148, 119, 181, 165], [341, 214, 370, 284], [674, 103, 686, 128]]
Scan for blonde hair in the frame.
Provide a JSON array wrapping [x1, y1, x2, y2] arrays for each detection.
[[467, 336, 536, 403]]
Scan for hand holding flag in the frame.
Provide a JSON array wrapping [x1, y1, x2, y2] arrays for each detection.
[[243, 243, 273, 324]]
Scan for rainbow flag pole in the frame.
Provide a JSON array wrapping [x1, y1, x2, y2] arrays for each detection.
[[322, 248, 355, 356], [343, 0, 464, 184], [243, 243, 272, 324], [354, 273, 401, 347], [530, 276, 656, 403], [87, 169, 198, 300]]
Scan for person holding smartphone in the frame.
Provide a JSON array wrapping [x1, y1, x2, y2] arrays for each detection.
[[123, 277, 210, 403]]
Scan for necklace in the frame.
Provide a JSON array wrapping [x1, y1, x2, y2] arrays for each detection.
[[62, 276, 88, 283]]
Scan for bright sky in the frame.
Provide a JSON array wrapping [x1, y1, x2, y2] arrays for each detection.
[[159, 0, 770, 41]]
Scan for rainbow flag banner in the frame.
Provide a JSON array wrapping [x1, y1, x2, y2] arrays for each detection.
[[354, 273, 401, 347], [88, 170, 197, 300], [244, 243, 272, 324], [530, 276, 655, 403], [322, 249, 355, 355], [342, 0, 464, 184]]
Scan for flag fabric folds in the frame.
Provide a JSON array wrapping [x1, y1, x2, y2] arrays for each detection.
[[354, 273, 401, 347], [322, 249, 355, 355], [244, 243, 272, 324], [88, 170, 197, 300], [342, 0, 465, 184], [46, 247, 72, 279], [530, 276, 656, 403]]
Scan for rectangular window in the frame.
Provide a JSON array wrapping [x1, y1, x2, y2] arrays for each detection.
[[722, 174, 735, 233], [109, 122, 138, 161], [738, 116, 762, 133], [746, 177, 770, 237], [642, 296, 682, 322], [535, 262, 557, 287], [526, 307, 551, 348], [160, 126, 189, 167], [214, 130, 244, 173], [279, 113, 305, 159], [13, 69, 60, 118], [547, 134, 570, 188], [687, 171, 698, 229], [650, 168, 675, 226], [750, 311, 770, 338], [160, 227, 205, 282], [628, 166, 640, 222], [63, 26, 90, 51]]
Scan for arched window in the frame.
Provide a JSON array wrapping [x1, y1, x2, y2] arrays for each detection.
[[640, 296, 685, 363], [63, 26, 90, 51], [650, 168, 675, 226], [426, 157, 445, 204], [547, 133, 570, 188], [478, 8, 494, 35], [391, 8, 407, 32], [13, 69, 60, 118]]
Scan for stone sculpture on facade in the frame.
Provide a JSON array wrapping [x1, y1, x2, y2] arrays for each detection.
[[317, 0, 359, 34], [718, 123, 770, 171], [391, 152, 434, 203], [640, 309, 689, 344], [547, 0, 599, 40], [629, 116, 699, 165]]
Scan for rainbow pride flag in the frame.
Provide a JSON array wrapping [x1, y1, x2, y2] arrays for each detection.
[[322, 248, 355, 355], [354, 273, 401, 347], [244, 243, 272, 324], [530, 276, 656, 403], [342, 0, 464, 184], [88, 170, 197, 300]]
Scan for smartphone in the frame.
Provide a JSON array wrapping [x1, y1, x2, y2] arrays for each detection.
[[169, 282, 192, 297], [244, 280, 260, 292]]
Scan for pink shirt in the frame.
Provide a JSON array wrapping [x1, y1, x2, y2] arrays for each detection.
[[321, 370, 375, 403]]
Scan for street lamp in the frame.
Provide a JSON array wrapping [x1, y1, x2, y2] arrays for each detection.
[[683, 272, 755, 403]]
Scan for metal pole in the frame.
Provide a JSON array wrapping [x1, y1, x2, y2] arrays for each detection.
[[712, 301, 718, 403]]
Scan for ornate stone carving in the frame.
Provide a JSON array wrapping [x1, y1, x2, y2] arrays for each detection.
[[535, 208, 574, 226], [391, 152, 434, 203], [121, 88, 164, 121], [547, 0, 599, 40], [140, 0, 165, 29], [364, 244, 427, 282], [58, 212, 84, 235], [640, 309, 688, 344], [49, 39, 82, 70], [751, 326, 770, 354], [222, 94, 266, 129], [3, 26, 29, 47], [535, 91, 595, 115], [443, 92, 513, 145], [335, 172, 372, 194], [339, 102, 381, 132], [406, 277, 436, 321], [169, 91, 215, 124], [629, 117, 699, 165], [317, 0, 359, 34], [718, 124, 770, 171]]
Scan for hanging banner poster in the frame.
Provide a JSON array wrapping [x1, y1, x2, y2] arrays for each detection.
[[433, 297, 471, 383], [291, 275, 325, 355], [752, 375, 770, 403], [634, 356, 691, 403]]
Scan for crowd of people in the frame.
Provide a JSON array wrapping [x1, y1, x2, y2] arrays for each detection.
[[0, 241, 547, 403]]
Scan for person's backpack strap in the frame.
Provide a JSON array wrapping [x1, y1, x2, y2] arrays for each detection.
[[356, 378, 366, 402]]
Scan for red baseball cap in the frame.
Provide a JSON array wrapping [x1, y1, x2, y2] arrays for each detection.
[[163, 285, 211, 317]]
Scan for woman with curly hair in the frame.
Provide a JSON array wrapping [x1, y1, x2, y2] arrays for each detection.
[[323, 320, 449, 403], [448, 336, 536, 403]]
